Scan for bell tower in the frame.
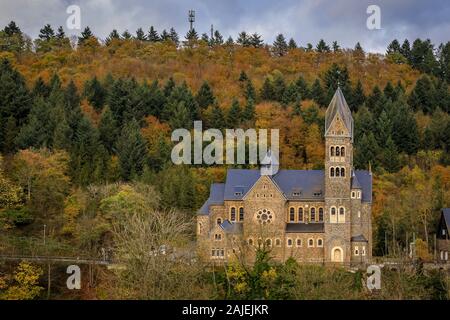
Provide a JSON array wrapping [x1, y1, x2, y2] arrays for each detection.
[[324, 87, 353, 198], [324, 87, 354, 263]]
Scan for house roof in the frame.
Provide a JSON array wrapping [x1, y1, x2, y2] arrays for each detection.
[[351, 171, 362, 189], [285, 223, 324, 233], [325, 87, 354, 141], [351, 234, 369, 242], [198, 169, 372, 215], [198, 183, 225, 215], [220, 220, 243, 234], [442, 208, 450, 230]]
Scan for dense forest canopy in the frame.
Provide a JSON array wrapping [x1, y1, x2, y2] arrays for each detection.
[[0, 21, 449, 298]]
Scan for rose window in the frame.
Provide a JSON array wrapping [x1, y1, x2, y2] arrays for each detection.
[[256, 209, 273, 225]]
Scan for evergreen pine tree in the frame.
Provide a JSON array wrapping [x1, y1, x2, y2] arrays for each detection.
[[169, 27, 179, 46], [38, 24, 55, 41], [32, 77, 50, 98], [352, 80, 365, 111], [160, 29, 170, 41], [116, 119, 148, 180], [212, 30, 224, 46], [98, 107, 118, 154], [239, 71, 248, 82], [260, 77, 274, 101], [354, 132, 379, 169], [401, 39, 411, 61], [250, 33, 263, 48], [148, 26, 160, 42], [311, 78, 326, 107], [272, 34, 288, 56], [227, 99, 241, 127], [78, 26, 93, 45], [382, 136, 400, 173], [237, 31, 251, 47], [288, 38, 297, 49], [225, 36, 234, 46], [272, 74, 286, 102], [196, 81, 215, 109], [386, 39, 401, 54], [332, 41, 340, 52], [316, 39, 330, 52], [245, 80, 257, 101], [295, 75, 310, 100], [56, 26, 65, 39], [135, 27, 146, 41], [210, 103, 226, 129], [391, 102, 419, 154], [0, 58, 30, 151], [242, 98, 255, 122], [163, 77, 176, 97], [383, 81, 397, 101], [408, 75, 436, 113], [106, 29, 120, 45], [84, 76, 106, 112]]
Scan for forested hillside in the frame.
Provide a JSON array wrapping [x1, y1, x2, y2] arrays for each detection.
[[0, 21, 449, 299]]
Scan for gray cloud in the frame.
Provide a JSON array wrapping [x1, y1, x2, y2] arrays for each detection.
[[0, 0, 448, 53]]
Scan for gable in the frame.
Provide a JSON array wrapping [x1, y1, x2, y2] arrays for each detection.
[[243, 175, 286, 200], [327, 113, 350, 136]]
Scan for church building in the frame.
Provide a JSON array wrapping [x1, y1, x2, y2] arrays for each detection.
[[196, 87, 373, 265]]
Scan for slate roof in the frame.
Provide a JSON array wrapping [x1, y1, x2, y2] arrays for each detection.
[[220, 220, 243, 234], [286, 223, 324, 233], [351, 171, 362, 189], [351, 234, 369, 242], [442, 208, 450, 230], [198, 183, 225, 215], [198, 169, 372, 215], [325, 87, 354, 141]]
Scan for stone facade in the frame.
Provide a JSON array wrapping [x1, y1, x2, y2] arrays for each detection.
[[196, 88, 372, 265]]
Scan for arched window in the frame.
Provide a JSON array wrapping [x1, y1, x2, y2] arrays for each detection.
[[341, 168, 345, 177], [319, 208, 324, 221], [330, 167, 335, 177], [317, 239, 323, 247], [298, 207, 304, 222], [330, 146, 335, 157], [308, 239, 314, 247], [265, 239, 272, 247], [239, 207, 244, 221], [336, 167, 340, 177], [341, 147, 345, 157], [289, 207, 295, 222], [339, 207, 345, 223], [330, 207, 337, 223], [287, 238, 293, 247], [248, 238, 253, 246], [217, 218, 222, 225], [230, 207, 236, 221], [310, 207, 316, 222], [296, 239, 302, 247], [336, 147, 340, 156], [275, 239, 281, 247]]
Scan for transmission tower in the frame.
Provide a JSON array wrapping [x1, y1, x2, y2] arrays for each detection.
[[188, 10, 195, 31]]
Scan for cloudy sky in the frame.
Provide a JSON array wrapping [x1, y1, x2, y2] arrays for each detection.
[[0, 0, 449, 53]]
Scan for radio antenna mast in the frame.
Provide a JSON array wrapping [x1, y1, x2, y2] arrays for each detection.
[[188, 10, 195, 31]]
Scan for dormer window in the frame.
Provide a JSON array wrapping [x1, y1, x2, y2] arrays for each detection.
[[234, 192, 242, 196], [293, 192, 301, 197]]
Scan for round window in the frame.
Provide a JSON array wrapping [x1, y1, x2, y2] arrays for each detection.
[[256, 209, 273, 225]]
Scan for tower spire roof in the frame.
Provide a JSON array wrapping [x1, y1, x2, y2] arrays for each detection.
[[325, 87, 354, 140]]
